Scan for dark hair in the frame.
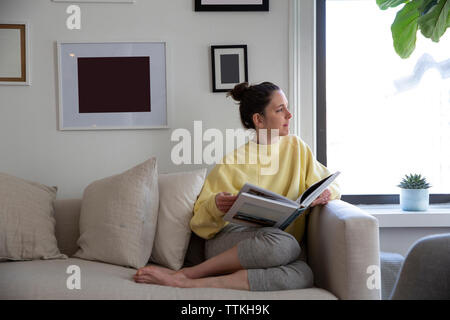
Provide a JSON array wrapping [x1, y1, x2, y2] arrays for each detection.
[[226, 82, 280, 129]]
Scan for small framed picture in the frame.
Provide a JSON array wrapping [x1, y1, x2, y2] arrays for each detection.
[[195, 0, 269, 11], [0, 23, 30, 85], [211, 45, 248, 93]]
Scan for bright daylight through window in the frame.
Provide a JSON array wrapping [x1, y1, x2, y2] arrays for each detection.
[[325, 0, 450, 196]]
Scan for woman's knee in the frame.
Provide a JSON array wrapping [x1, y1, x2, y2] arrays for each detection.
[[285, 260, 314, 290], [262, 228, 301, 265], [238, 228, 301, 268], [248, 260, 314, 291]]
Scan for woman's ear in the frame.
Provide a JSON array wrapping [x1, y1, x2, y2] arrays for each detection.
[[252, 113, 265, 129]]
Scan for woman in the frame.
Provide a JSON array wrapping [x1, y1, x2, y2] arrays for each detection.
[[134, 81, 340, 290]]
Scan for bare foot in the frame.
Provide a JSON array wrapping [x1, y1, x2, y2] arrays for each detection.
[[178, 267, 198, 279], [133, 273, 156, 284], [136, 264, 176, 276], [134, 267, 192, 287], [149, 269, 192, 288]]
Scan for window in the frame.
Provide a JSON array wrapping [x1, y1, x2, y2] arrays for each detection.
[[317, 0, 450, 204]]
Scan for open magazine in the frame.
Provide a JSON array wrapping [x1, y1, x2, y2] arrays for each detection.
[[223, 171, 340, 230]]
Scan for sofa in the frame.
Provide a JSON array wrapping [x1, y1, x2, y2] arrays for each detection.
[[0, 197, 381, 300]]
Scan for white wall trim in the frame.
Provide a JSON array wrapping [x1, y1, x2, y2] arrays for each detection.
[[289, 0, 317, 153], [288, 0, 300, 138], [359, 204, 450, 228]]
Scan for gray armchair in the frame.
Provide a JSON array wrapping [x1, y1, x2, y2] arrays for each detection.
[[389, 233, 450, 300]]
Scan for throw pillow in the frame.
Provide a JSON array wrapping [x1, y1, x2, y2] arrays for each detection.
[[0, 172, 67, 261], [150, 168, 207, 270], [74, 157, 159, 269]]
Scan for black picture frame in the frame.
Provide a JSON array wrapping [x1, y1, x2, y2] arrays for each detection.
[[211, 45, 248, 93], [195, 0, 269, 12]]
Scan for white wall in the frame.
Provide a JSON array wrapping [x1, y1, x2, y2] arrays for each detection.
[[0, 0, 290, 199]]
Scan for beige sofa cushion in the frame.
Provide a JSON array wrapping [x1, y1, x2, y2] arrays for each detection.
[[150, 169, 207, 270], [74, 158, 159, 269], [0, 173, 67, 261], [0, 257, 337, 299]]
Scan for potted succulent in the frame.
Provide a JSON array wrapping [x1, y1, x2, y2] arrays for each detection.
[[397, 174, 431, 211]]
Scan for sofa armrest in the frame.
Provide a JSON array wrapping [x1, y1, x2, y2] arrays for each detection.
[[307, 200, 381, 300]]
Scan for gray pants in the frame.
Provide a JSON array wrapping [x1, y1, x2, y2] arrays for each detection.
[[205, 223, 314, 291]]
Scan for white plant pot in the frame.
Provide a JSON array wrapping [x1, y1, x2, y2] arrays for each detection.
[[400, 188, 429, 211]]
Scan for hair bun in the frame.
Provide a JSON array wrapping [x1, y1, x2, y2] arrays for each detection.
[[227, 82, 249, 102]]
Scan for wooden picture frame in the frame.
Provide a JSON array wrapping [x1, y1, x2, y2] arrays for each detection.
[[57, 41, 169, 130], [195, 0, 269, 11], [211, 45, 248, 93], [0, 23, 30, 85]]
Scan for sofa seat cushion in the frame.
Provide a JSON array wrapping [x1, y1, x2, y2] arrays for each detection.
[[0, 258, 337, 300]]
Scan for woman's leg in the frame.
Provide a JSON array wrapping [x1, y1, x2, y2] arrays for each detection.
[[247, 259, 314, 291], [135, 245, 242, 279], [136, 225, 248, 279], [181, 245, 243, 279], [204, 224, 301, 268], [135, 258, 313, 291], [198, 223, 312, 291], [181, 223, 301, 279], [135, 223, 310, 291], [135, 268, 250, 290]]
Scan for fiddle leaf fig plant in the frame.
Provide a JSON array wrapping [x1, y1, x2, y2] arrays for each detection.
[[377, 0, 450, 58]]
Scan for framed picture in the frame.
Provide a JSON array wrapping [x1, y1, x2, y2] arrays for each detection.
[[211, 45, 248, 93], [57, 41, 168, 130], [195, 0, 269, 11], [0, 23, 30, 85], [52, 0, 134, 3]]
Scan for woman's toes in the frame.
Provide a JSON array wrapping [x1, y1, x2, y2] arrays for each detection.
[[138, 265, 176, 276], [134, 274, 156, 284], [134, 267, 192, 288], [136, 266, 152, 275]]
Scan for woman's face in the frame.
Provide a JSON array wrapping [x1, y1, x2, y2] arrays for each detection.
[[254, 90, 292, 137]]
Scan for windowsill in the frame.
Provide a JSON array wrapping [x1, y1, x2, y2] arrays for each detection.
[[357, 203, 450, 228]]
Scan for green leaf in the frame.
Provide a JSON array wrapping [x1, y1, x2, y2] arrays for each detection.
[[377, 0, 409, 10], [391, 0, 423, 58], [419, 0, 450, 41], [420, 0, 439, 14], [448, 7, 450, 26], [447, 5, 450, 28]]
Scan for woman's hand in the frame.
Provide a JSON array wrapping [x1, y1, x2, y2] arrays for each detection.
[[310, 188, 332, 207], [215, 192, 238, 214]]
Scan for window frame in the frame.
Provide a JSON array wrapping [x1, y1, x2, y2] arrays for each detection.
[[316, 0, 450, 205]]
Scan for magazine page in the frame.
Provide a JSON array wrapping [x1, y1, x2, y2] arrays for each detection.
[[240, 183, 299, 206], [296, 171, 341, 208], [224, 193, 298, 228]]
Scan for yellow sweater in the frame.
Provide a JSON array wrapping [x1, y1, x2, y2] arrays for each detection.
[[190, 134, 341, 243]]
